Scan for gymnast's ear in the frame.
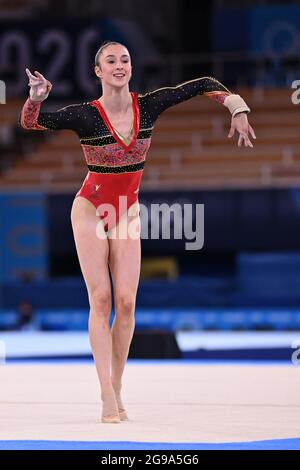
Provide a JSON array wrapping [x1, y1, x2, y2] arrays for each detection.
[[94, 64, 102, 79]]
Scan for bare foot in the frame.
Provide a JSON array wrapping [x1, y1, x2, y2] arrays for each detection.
[[101, 388, 120, 423], [112, 381, 129, 421]]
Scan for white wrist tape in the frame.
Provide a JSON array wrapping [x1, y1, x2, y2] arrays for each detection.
[[224, 94, 250, 117]]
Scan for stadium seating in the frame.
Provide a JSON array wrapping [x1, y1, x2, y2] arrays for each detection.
[[1, 88, 299, 190]]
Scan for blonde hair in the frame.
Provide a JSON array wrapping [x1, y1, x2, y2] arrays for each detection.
[[94, 41, 128, 67]]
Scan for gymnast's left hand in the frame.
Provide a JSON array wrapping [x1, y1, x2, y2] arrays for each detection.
[[228, 112, 256, 148]]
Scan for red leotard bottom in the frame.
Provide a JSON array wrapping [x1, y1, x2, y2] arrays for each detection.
[[75, 171, 142, 231]]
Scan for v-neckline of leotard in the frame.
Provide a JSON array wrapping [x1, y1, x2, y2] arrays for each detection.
[[91, 92, 140, 151]]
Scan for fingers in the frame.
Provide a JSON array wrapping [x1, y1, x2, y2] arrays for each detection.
[[26, 68, 37, 81], [34, 71, 46, 82], [228, 126, 235, 138], [238, 132, 253, 148], [230, 125, 250, 146], [249, 124, 256, 140], [25, 68, 45, 86], [229, 117, 256, 147], [26, 68, 43, 79], [25, 68, 32, 77], [246, 136, 253, 148], [234, 122, 254, 147]]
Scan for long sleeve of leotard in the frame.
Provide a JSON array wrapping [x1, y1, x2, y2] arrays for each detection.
[[142, 76, 250, 122], [20, 98, 81, 131]]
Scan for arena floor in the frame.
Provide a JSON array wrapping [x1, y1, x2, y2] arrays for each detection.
[[1, 360, 300, 449]]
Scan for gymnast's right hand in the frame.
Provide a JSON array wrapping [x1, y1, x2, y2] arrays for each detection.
[[26, 68, 52, 102]]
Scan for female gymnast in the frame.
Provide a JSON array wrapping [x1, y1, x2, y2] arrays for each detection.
[[21, 41, 256, 424]]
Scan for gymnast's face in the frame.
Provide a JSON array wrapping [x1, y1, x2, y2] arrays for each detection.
[[95, 44, 132, 88]]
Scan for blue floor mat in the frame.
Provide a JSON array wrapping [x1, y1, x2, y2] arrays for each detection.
[[0, 438, 299, 450]]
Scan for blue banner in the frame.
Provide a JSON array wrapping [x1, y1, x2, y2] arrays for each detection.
[[213, 4, 300, 58], [0, 193, 48, 281], [249, 5, 300, 58]]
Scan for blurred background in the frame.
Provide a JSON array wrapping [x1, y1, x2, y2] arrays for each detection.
[[1, 0, 300, 361]]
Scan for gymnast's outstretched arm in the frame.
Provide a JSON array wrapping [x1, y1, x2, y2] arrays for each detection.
[[142, 76, 256, 147]]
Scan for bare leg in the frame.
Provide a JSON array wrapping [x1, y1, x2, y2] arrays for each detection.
[[71, 196, 120, 423], [108, 202, 141, 420]]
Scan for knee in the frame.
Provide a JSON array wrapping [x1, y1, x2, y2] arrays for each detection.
[[89, 286, 111, 318], [115, 293, 136, 320]]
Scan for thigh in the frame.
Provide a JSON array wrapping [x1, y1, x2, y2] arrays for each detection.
[[108, 201, 141, 295], [71, 196, 111, 294]]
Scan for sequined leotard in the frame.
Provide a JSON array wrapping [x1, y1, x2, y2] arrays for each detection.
[[20, 77, 248, 231]]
